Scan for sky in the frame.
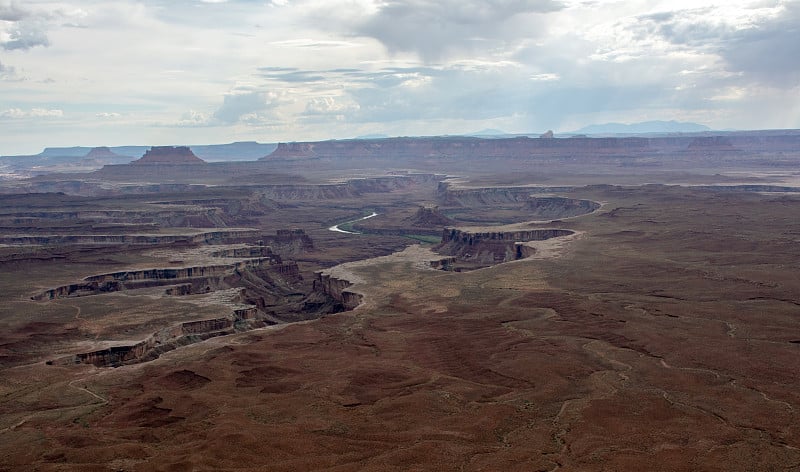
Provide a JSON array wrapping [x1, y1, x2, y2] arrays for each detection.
[[1, 0, 799, 154]]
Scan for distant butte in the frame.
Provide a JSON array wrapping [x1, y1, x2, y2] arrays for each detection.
[[84, 146, 126, 159], [132, 146, 206, 165]]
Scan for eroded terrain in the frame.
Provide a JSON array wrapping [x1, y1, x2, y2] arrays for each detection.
[[1, 136, 800, 470]]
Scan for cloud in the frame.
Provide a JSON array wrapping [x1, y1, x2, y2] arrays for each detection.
[[0, 1, 30, 21], [2, 21, 51, 50], [353, 0, 565, 61], [0, 59, 15, 79], [720, 3, 800, 87], [0, 1, 54, 51], [211, 88, 285, 124], [303, 96, 359, 115], [629, 3, 800, 88], [0, 107, 63, 119]]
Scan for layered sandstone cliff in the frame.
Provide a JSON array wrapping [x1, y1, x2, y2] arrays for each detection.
[[33, 257, 297, 300], [68, 307, 266, 367], [435, 228, 574, 265], [312, 272, 362, 310]]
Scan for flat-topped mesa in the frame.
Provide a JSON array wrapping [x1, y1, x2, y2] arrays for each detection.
[[266, 142, 317, 159], [260, 134, 796, 162], [436, 227, 574, 265], [132, 146, 206, 165]]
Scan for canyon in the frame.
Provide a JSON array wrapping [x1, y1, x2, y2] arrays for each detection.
[[1, 134, 800, 471]]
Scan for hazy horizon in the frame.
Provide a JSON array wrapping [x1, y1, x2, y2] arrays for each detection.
[[2, 0, 799, 155]]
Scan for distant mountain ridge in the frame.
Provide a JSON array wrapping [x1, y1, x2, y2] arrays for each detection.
[[574, 120, 711, 135]]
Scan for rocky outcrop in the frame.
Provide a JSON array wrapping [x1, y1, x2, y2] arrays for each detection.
[[253, 174, 439, 201], [429, 257, 457, 270], [33, 258, 299, 300], [437, 183, 599, 220], [313, 272, 362, 310], [268, 229, 315, 255], [132, 146, 206, 165], [84, 146, 125, 159], [436, 228, 574, 264], [209, 245, 278, 260], [408, 205, 454, 226], [69, 308, 268, 367], [437, 183, 574, 206], [524, 197, 600, 219]]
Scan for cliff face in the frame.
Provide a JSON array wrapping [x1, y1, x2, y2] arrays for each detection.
[[70, 309, 263, 367], [408, 205, 454, 226], [262, 134, 800, 162], [524, 197, 600, 219], [33, 257, 299, 301], [437, 184, 600, 219], [132, 146, 206, 165], [269, 229, 315, 255], [0, 229, 261, 247], [312, 272, 362, 311], [253, 174, 439, 201], [436, 228, 574, 264]]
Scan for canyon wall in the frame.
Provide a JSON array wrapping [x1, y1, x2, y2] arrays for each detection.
[[436, 228, 574, 264], [437, 184, 600, 219], [312, 272, 362, 311], [0, 229, 261, 247], [33, 258, 299, 300], [69, 309, 265, 367]]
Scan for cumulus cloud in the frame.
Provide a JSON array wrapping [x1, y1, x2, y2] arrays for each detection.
[[354, 0, 565, 61], [303, 96, 359, 116], [212, 88, 285, 124], [0, 1, 54, 51]]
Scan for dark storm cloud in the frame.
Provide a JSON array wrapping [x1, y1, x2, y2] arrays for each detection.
[[0, 1, 28, 21], [638, 3, 800, 88], [355, 0, 565, 61], [721, 4, 800, 87], [2, 22, 50, 50]]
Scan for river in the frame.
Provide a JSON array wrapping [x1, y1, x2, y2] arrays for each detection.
[[328, 212, 378, 234]]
